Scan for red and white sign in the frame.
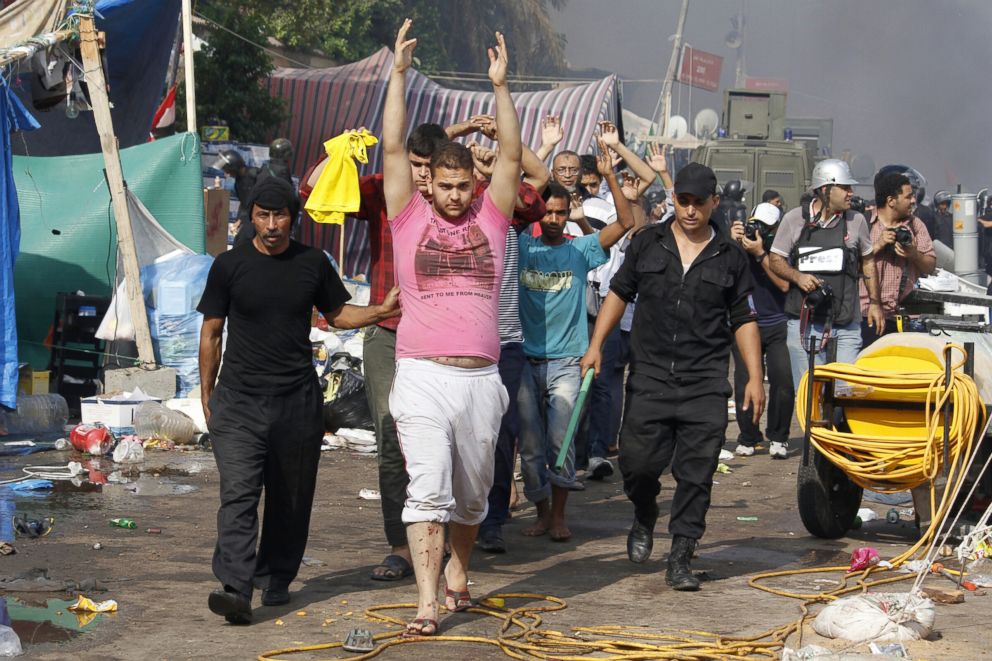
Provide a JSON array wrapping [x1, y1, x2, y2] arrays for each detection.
[[744, 77, 789, 93], [678, 46, 723, 92]]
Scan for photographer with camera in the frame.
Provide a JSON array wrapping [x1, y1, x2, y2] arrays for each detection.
[[768, 159, 884, 401], [858, 172, 936, 346], [728, 203, 795, 459]]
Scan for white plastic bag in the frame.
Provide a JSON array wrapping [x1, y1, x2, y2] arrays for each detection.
[[112, 439, 145, 464], [812, 592, 934, 643], [0, 624, 22, 657]]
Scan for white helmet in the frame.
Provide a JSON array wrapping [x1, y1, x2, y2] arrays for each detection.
[[809, 159, 858, 191]]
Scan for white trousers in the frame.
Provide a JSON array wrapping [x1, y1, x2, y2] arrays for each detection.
[[389, 358, 508, 525]]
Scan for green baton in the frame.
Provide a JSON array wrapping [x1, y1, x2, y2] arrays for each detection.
[[554, 369, 596, 473]]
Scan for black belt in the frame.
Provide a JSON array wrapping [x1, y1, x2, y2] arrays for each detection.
[[526, 356, 549, 364]]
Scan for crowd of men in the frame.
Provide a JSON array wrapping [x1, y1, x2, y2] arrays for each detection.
[[198, 23, 962, 631]]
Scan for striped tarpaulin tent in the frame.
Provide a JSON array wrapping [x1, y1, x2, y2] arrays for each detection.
[[267, 47, 620, 277]]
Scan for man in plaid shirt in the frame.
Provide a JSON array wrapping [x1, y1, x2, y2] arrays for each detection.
[[858, 171, 936, 347]]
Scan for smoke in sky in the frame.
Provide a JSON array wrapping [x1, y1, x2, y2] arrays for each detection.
[[551, 0, 992, 195]]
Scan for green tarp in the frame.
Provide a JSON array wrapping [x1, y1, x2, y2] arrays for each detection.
[[14, 132, 205, 367]]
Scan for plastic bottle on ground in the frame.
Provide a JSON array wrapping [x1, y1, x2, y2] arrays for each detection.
[[133, 401, 196, 445], [0, 394, 68, 434], [0, 624, 22, 657]]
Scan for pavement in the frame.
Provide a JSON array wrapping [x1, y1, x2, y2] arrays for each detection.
[[0, 435, 990, 660]]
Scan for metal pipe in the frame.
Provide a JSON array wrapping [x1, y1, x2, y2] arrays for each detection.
[[181, 0, 197, 132], [951, 192, 980, 284]]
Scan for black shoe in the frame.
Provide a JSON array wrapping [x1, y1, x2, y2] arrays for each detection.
[[626, 522, 654, 563], [665, 535, 700, 591], [208, 586, 252, 624], [477, 526, 506, 553], [261, 585, 290, 606]]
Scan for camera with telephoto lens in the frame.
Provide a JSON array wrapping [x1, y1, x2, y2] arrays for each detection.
[[893, 225, 913, 247], [805, 283, 834, 309], [850, 196, 867, 215]]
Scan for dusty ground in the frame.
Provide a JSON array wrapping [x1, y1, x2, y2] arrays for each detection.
[[1, 432, 991, 660]]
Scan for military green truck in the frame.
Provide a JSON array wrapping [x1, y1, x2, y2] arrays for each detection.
[[689, 90, 820, 210], [692, 139, 811, 210]]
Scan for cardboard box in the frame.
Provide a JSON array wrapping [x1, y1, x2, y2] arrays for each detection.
[[203, 188, 231, 256], [81, 395, 162, 436], [17, 367, 50, 396]]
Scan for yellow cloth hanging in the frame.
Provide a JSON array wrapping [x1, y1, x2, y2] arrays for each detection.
[[304, 130, 379, 224]]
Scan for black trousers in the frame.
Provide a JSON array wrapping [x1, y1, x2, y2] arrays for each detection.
[[731, 321, 794, 446], [618, 373, 731, 540], [208, 379, 323, 597]]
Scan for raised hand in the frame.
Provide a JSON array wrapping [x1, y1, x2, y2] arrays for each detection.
[[621, 174, 641, 202], [487, 31, 509, 87], [595, 137, 613, 178], [646, 142, 669, 173], [541, 115, 564, 147], [598, 120, 621, 147], [471, 114, 498, 141], [393, 18, 417, 73], [469, 142, 497, 178]]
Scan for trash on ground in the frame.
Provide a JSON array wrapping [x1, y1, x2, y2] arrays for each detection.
[[857, 507, 879, 522], [109, 518, 136, 529], [849, 547, 880, 571], [358, 488, 381, 500], [868, 641, 909, 657], [301, 556, 325, 567], [0, 623, 22, 657], [0, 544, 14, 556], [112, 438, 144, 464], [67, 595, 118, 613], [343, 628, 375, 654], [133, 401, 197, 445], [145, 527, 162, 535], [920, 585, 964, 604], [54, 438, 71, 450], [737, 516, 758, 522], [323, 428, 376, 454], [812, 592, 934, 643], [322, 358, 375, 433], [69, 424, 115, 455], [12, 515, 54, 538], [715, 463, 732, 474], [4, 479, 53, 493]]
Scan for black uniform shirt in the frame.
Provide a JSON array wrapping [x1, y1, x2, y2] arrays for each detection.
[[610, 219, 756, 381]]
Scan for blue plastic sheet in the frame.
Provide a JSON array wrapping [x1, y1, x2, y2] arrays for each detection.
[[0, 80, 40, 410], [142, 254, 213, 397]]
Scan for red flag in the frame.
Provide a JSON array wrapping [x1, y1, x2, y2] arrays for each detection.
[[149, 85, 177, 139]]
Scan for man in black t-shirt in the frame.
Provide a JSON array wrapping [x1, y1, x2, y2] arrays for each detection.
[[197, 177, 399, 625]]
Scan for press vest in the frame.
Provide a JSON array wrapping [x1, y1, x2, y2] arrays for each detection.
[[784, 211, 860, 325]]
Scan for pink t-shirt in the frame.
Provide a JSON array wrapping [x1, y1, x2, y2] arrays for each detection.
[[390, 190, 510, 362]]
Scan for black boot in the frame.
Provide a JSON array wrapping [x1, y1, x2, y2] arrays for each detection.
[[626, 502, 658, 564], [665, 536, 700, 591]]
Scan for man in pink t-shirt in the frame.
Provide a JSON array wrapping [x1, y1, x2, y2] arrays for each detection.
[[382, 20, 522, 636]]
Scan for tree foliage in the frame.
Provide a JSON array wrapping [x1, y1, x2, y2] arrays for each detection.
[[178, 3, 286, 143], [185, 0, 568, 141]]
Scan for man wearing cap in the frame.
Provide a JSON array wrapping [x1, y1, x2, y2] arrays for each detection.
[[581, 162, 765, 591], [729, 203, 795, 459], [516, 142, 634, 543], [198, 176, 400, 624]]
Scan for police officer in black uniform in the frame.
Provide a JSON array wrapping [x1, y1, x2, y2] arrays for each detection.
[[581, 163, 765, 592]]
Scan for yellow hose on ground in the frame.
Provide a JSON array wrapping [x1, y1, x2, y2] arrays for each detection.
[[258, 344, 987, 660]]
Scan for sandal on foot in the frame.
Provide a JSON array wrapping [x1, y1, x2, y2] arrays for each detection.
[[369, 554, 413, 581], [404, 617, 438, 637], [444, 586, 473, 612]]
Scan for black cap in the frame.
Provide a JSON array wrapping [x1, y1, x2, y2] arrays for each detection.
[[248, 176, 299, 220], [674, 163, 718, 198]]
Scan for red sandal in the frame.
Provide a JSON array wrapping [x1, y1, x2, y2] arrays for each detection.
[[444, 587, 473, 612]]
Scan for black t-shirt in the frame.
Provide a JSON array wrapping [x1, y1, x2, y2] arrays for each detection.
[[197, 240, 350, 395]]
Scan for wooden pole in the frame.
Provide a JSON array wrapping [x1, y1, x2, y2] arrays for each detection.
[[77, 13, 156, 365], [181, 0, 197, 132], [652, 0, 690, 138]]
